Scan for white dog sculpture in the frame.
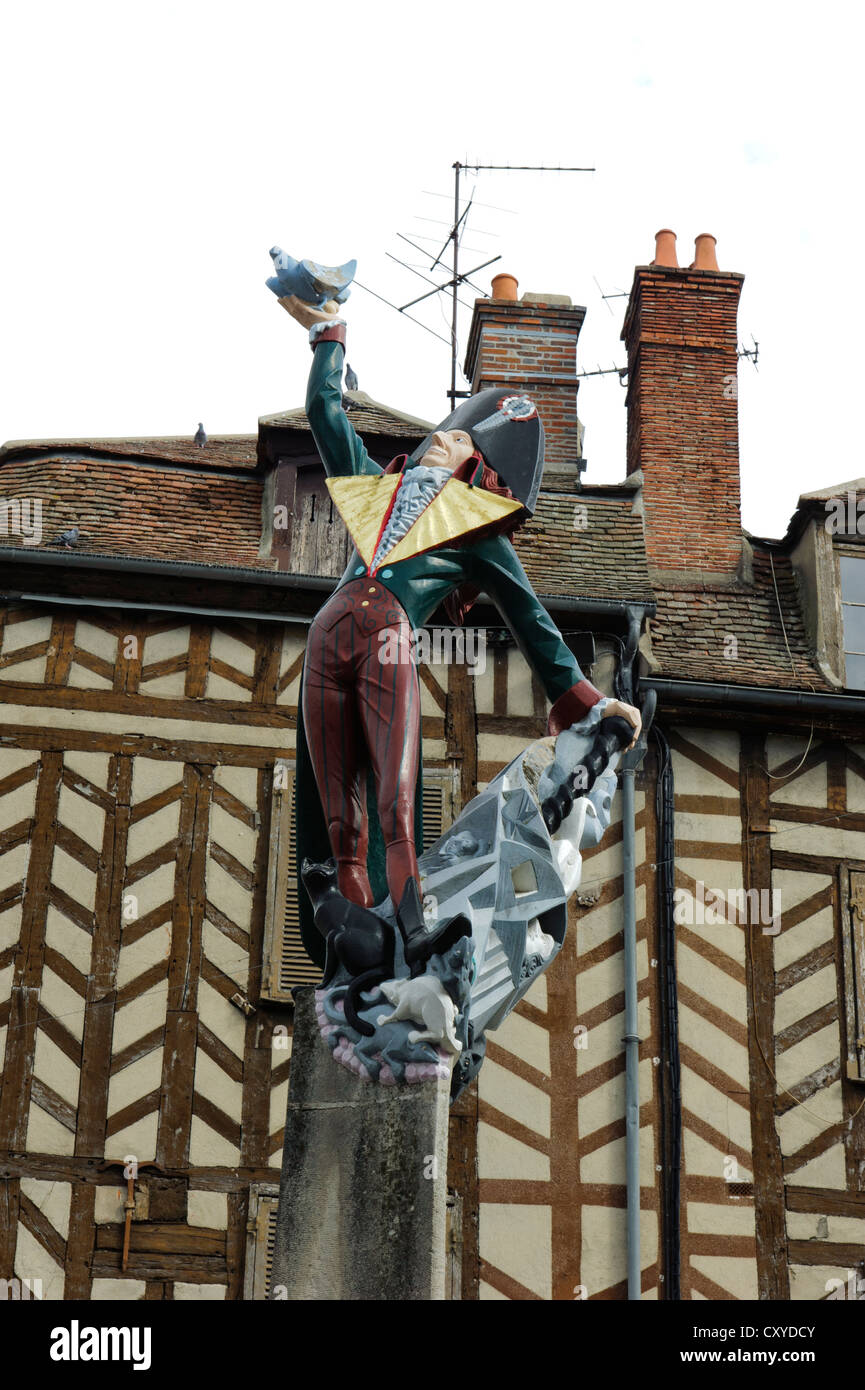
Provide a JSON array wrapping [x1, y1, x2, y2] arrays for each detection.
[[376, 975, 463, 1055]]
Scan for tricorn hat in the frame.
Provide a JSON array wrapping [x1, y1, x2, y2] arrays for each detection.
[[410, 388, 545, 515]]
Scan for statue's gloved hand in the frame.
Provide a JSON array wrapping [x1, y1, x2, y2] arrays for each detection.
[[278, 293, 341, 330], [601, 698, 642, 750]]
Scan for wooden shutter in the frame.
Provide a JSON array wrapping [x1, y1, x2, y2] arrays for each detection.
[[844, 870, 865, 1083], [261, 763, 319, 1001], [421, 766, 459, 851], [445, 1190, 463, 1300], [262, 763, 459, 1001], [243, 1183, 280, 1300]]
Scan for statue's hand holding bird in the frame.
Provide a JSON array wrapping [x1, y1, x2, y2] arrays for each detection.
[[278, 293, 341, 330]]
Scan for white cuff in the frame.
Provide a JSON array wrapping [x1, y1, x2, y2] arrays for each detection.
[[309, 318, 346, 344]]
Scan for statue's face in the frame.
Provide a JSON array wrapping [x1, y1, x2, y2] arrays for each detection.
[[421, 429, 475, 471]]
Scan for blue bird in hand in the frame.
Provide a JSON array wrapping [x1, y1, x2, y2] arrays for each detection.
[[266, 248, 357, 308]]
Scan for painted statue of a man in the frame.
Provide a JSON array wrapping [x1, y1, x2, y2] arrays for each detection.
[[280, 294, 641, 976]]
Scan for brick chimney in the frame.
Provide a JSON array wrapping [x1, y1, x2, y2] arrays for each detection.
[[621, 230, 745, 577], [463, 277, 585, 470]]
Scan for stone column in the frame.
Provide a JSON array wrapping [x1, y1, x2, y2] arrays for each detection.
[[270, 987, 451, 1301]]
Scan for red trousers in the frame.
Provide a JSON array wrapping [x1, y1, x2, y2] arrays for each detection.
[[302, 578, 421, 909]]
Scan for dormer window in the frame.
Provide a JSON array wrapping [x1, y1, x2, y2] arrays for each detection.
[[840, 552, 865, 689]]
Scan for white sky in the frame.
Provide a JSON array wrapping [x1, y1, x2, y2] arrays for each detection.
[[1, 0, 861, 540]]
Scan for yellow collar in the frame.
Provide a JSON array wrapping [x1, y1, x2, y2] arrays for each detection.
[[325, 472, 522, 570]]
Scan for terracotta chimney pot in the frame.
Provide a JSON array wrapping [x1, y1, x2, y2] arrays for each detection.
[[651, 229, 678, 268], [490, 272, 519, 301], [691, 232, 720, 271]]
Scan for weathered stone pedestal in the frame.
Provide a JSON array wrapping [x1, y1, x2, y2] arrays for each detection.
[[270, 987, 451, 1300]]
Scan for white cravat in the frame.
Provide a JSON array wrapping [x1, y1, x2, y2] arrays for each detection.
[[370, 464, 450, 571]]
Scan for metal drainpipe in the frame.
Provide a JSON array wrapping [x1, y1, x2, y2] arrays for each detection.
[[622, 756, 640, 1299]]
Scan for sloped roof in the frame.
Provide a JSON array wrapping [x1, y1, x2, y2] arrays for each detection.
[[519, 489, 654, 603], [0, 435, 259, 471], [0, 451, 269, 570], [261, 390, 433, 440], [649, 551, 831, 690], [0, 411, 838, 696]]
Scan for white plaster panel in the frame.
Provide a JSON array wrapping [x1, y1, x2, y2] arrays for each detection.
[[126, 801, 180, 862], [677, 942, 745, 1020], [777, 1080, 844, 1157], [775, 1024, 841, 1094], [479, 1056, 550, 1138], [210, 803, 257, 871], [188, 1190, 228, 1228], [57, 784, 104, 850], [131, 758, 184, 802], [91, 1278, 148, 1300], [211, 629, 256, 676], [477, 1120, 550, 1181], [0, 774, 35, 833], [493, 1008, 550, 1076], [774, 964, 838, 1035], [690, 1254, 757, 1299], [188, 1114, 239, 1167], [108, 1111, 158, 1162], [202, 918, 248, 988], [111, 992, 167, 1053], [680, 1066, 752, 1155], [214, 763, 259, 808], [198, 979, 246, 1057], [687, 1201, 756, 1237], [578, 1116, 656, 1186], [13, 1223, 65, 1300], [63, 750, 111, 789], [20, 1177, 71, 1239], [39, 964, 86, 1041], [192, 1048, 243, 1119], [51, 845, 96, 912], [479, 1203, 551, 1299], [33, 1029, 80, 1107], [26, 1103, 74, 1156], [679, 1004, 750, 1090]]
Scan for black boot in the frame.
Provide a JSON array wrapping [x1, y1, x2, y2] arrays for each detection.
[[301, 859, 394, 986], [397, 878, 470, 971]]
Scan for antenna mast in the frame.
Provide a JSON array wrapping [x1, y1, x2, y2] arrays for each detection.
[[445, 161, 595, 408]]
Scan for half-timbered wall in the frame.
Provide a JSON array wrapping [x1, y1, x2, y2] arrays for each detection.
[[3, 599, 863, 1300], [0, 601, 476, 1299]]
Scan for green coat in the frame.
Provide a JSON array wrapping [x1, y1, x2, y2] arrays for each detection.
[[295, 337, 596, 965]]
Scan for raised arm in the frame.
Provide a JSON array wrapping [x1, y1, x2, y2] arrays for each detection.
[[469, 533, 641, 743], [279, 295, 380, 479]]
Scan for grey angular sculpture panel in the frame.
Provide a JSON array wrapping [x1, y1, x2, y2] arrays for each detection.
[[311, 701, 620, 1099]]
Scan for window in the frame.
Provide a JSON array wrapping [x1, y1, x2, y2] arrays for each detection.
[[844, 869, 865, 1084], [261, 762, 458, 1002], [261, 762, 318, 1001], [840, 554, 865, 689], [243, 1183, 280, 1300]]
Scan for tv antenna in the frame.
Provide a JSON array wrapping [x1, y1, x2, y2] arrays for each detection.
[[356, 159, 595, 408]]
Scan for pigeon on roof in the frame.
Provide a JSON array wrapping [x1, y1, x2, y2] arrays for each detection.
[[345, 363, 359, 392], [49, 527, 80, 548], [194, 423, 207, 448]]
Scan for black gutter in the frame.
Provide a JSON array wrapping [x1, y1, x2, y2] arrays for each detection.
[[0, 546, 332, 591], [0, 547, 654, 618], [646, 677, 865, 716]]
